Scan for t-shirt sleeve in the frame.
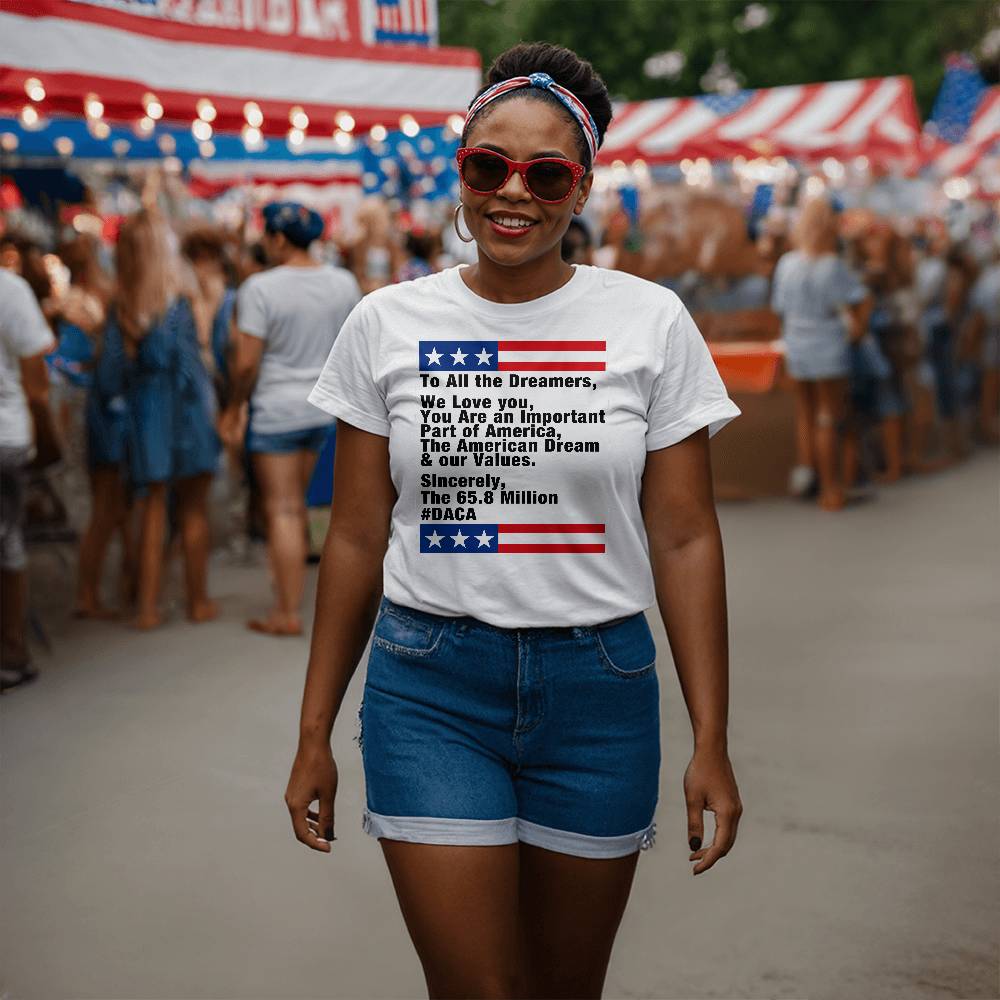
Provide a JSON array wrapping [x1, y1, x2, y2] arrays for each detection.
[[235, 276, 268, 340], [645, 301, 742, 452], [1, 275, 55, 358], [307, 296, 390, 437]]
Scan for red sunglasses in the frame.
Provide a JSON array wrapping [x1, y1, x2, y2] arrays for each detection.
[[456, 147, 587, 204]]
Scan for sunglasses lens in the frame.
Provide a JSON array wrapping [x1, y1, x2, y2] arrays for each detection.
[[525, 161, 576, 201], [461, 152, 509, 192]]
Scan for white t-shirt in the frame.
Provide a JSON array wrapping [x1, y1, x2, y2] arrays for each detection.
[[0, 270, 56, 450], [308, 264, 740, 627], [236, 264, 362, 434]]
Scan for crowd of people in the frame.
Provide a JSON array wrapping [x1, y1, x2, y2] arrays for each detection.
[[0, 170, 997, 691]]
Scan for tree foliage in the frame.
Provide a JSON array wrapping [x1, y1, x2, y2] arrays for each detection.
[[439, 0, 997, 116]]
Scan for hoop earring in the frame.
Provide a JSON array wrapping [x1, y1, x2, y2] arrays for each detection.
[[453, 203, 475, 244]]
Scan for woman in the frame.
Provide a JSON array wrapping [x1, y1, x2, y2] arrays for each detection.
[[97, 208, 220, 628], [220, 202, 362, 636], [286, 43, 744, 998], [771, 196, 869, 510]]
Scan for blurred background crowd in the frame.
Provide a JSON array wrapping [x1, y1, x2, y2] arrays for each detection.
[[1, 0, 999, 692]]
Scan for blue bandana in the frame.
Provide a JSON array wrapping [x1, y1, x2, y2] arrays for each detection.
[[263, 201, 324, 248]]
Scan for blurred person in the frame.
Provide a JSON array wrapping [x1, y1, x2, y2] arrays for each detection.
[[561, 216, 593, 264], [963, 242, 1000, 444], [347, 198, 404, 293], [287, 41, 743, 999], [0, 267, 56, 691], [97, 208, 220, 629], [220, 201, 361, 636], [771, 196, 869, 510], [394, 227, 438, 283], [47, 235, 135, 618], [181, 224, 236, 406]]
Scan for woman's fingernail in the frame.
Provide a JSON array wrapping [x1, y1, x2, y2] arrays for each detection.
[[689, 836, 701, 851]]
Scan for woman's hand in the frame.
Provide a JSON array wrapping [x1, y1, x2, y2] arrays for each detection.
[[684, 745, 743, 875], [217, 403, 246, 449], [286, 739, 339, 853]]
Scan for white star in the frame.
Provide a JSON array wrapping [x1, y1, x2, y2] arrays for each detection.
[[450, 529, 469, 548], [425, 347, 442, 366], [425, 530, 444, 548], [451, 348, 468, 366], [475, 348, 493, 366], [475, 530, 494, 548]]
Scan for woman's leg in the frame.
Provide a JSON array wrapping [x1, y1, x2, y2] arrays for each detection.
[[74, 466, 126, 618], [518, 842, 641, 999], [792, 379, 816, 470], [379, 841, 524, 999], [814, 378, 848, 510], [175, 472, 217, 622], [134, 483, 167, 629], [250, 451, 309, 634]]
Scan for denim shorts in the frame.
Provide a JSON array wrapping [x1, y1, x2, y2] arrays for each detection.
[[356, 595, 661, 859], [245, 423, 331, 454]]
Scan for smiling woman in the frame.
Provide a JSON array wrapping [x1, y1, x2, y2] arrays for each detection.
[[290, 39, 744, 1000]]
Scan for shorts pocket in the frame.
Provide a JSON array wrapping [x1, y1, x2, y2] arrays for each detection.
[[594, 613, 657, 678], [372, 605, 446, 657]]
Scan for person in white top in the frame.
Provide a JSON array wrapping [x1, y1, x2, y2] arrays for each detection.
[[221, 202, 361, 636], [285, 42, 744, 997], [0, 268, 56, 691]]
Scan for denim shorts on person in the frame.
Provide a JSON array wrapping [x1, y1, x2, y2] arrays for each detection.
[[245, 423, 331, 454], [355, 595, 661, 859]]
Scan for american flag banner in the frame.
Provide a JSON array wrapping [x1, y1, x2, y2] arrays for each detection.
[[598, 76, 920, 166], [420, 523, 606, 554], [419, 340, 606, 372], [364, 0, 437, 46], [923, 55, 1000, 177]]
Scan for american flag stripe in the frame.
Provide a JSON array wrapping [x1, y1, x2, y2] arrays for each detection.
[[598, 76, 920, 165], [420, 523, 605, 554], [419, 340, 605, 372]]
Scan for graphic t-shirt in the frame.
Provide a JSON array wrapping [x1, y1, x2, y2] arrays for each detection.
[[236, 264, 362, 434], [308, 264, 741, 628]]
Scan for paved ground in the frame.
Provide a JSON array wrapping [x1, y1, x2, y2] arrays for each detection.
[[2, 451, 998, 1000]]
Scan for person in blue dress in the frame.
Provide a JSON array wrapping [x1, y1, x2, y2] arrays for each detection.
[[97, 208, 221, 629]]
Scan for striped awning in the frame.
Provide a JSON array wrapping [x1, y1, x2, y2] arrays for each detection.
[[598, 77, 921, 166]]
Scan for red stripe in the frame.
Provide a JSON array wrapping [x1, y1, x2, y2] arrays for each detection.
[[1, 1, 479, 65], [497, 524, 605, 533], [498, 544, 605, 553], [498, 340, 605, 351], [0, 71, 465, 133], [499, 361, 606, 371]]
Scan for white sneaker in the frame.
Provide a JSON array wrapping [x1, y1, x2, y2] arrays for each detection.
[[788, 464, 816, 497]]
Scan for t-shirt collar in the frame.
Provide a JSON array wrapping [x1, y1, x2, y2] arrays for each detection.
[[447, 263, 590, 319]]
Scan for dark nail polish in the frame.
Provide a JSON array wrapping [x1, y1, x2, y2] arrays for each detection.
[[689, 836, 701, 851]]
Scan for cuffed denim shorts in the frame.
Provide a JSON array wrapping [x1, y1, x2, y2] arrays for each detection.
[[355, 595, 661, 859], [245, 423, 331, 454]]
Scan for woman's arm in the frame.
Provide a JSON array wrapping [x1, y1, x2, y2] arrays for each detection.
[[285, 421, 396, 853], [640, 428, 743, 875]]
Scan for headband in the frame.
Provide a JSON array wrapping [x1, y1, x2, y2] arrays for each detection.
[[463, 71, 600, 165]]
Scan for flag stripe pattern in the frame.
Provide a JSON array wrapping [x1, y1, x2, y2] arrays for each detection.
[[598, 76, 920, 165], [419, 340, 606, 372], [420, 523, 606, 553]]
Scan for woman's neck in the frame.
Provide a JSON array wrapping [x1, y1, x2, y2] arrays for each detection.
[[283, 248, 318, 268], [463, 245, 575, 303]]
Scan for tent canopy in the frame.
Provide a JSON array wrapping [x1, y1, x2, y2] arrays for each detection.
[[0, 0, 480, 136], [598, 77, 920, 166]]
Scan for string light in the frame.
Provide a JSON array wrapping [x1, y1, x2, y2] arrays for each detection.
[[287, 127, 305, 147], [196, 98, 217, 123], [333, 129, 354, 150], [244, 102, 263, 128], [19, 105, 40, 129], [88, 120, 111, 140], [54, 137, 74, 157], [242, 125, 263, 150], [24, 77, 45, 102], [84, 93, 104, 119], [369, 123, 387, 142], [335, 111, 355, 133], [1, 132, 20, 152], [143, 93, 163, 120], [447, 114, 464, 135], [112, 139, 131, 157], [198, 140, 216, 158], [135, 116, 156, 137], [400, 114, 419, 137], [289, 106, 309, 130], [192, 119, 213, 141]]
